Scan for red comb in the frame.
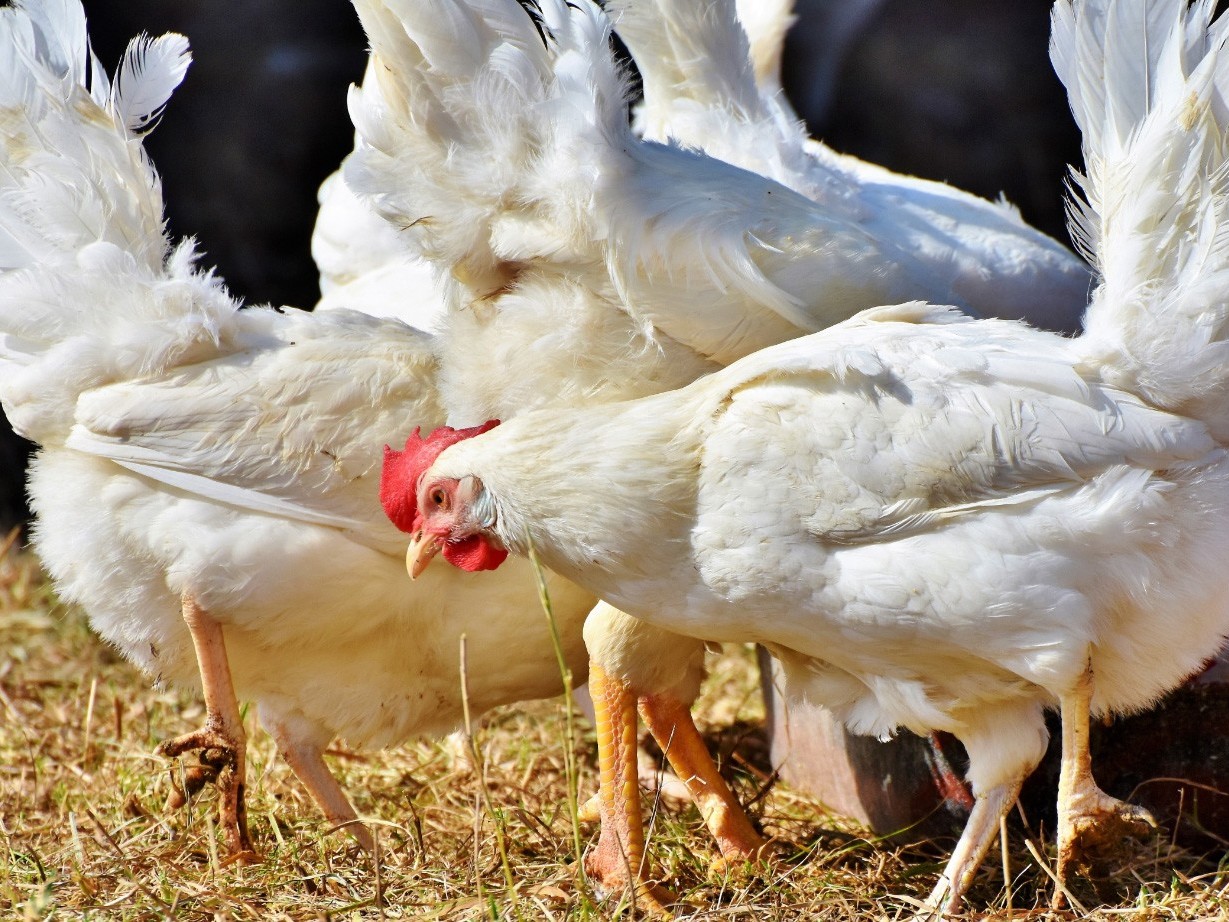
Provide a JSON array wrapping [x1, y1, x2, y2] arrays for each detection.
[[380, 420, 501, 533]]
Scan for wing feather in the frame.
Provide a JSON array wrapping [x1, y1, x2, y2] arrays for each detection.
[[697, 314, 1215, 549], [64, 309, 442, 554]]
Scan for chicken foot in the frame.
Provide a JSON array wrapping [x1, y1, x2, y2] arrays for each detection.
[[156, 593, 256, 860], [264, 718, 375, 853], [1055, 663, 1156, 897], [920, 774, 1024, 918], [584, 662, 677, 914]]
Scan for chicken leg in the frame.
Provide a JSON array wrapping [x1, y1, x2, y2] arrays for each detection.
[[638, 692, 770, 871], [585, 662, 677, 913], [920, 775, 1023, 917], [264, 718, 375, 853], [155, 593, 256, 860], [1055, 663, 1156, 895], [585, 661, 771, 911]]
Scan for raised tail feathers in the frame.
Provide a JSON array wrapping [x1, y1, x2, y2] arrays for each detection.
[[608, 0, 816, 196], [345, 0, 631, 300], [608, 0, 764, 131], [1056, 0, 1229, 438], [0, 1, 188, 272], [734, 0, 795, 97], [0, 1, 238, 447]]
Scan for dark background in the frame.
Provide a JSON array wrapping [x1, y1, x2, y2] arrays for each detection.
[[0, 0, 1081, 527]]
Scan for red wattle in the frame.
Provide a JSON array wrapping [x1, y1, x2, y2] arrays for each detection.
[[442, 535, 509, 572]]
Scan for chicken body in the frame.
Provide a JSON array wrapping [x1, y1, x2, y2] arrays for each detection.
[[0, 0, 594, 855], [403, 0, 1229, 911], [428, 305, 1229, 760]]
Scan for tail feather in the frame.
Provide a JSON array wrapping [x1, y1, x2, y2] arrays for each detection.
[[7, 0, 103, 104], [346, 0, 630, 300], [0, 1, 236, 447], [111, 32, 192, 133], [1057, 0, 1229, 437], [734, 0, 794, 96], [608, 0, 835, 219], [0, 5, 189, 273], [607, 0, 764, 126]]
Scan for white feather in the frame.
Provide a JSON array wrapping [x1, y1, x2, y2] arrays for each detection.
[[406, 0, 1229, 908], [111, 32, 191, 132]]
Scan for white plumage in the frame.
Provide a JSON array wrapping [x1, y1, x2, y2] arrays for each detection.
[[0, 0, 594, 856], [611, 0, 1092, 334], [0, 0, 1136, 888], [345, 0, 1092, 431], [349, 0, 1100, 894], [404, 0, 1229, 912], [311, 59, 449, 332]]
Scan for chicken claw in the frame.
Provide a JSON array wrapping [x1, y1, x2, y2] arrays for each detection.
[[584, 663, 677, 914], [158, 728, 253, 858]]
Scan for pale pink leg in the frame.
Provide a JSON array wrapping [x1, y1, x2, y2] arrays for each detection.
[[265, 719, 374, 852], [157, 593, 256, 860]]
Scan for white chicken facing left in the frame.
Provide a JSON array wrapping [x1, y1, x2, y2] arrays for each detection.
[[394, 0, 1229, 913], [0, 0, 596, 859]]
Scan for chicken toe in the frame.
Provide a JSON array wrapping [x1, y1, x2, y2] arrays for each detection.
[[920, 776, 1023, 918], [158, 727, 253, 857]]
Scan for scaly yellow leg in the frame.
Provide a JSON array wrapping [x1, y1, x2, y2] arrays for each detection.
[[1054, 662, 1155, 904], [639, 693, 769, 871], [584, 662, 675, 913]]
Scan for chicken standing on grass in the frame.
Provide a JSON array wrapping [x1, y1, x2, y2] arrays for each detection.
[[391, 0, 1229, 913], [348, 0, 1097, 900], [0, 0, 596, 859]]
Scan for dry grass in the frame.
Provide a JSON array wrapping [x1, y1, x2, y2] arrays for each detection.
[[3, 546, 1229, 920]]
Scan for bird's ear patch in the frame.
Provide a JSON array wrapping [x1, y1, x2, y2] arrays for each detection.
[[380, 421, 501, 533]]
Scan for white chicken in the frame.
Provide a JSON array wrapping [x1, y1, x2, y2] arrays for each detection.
[[0, 0, 595, 858], [396, 0, 1229, 913], [344, 0, 1100, 900]]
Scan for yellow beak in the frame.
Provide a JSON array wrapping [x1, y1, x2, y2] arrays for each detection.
[[406, 531, 442, 580]]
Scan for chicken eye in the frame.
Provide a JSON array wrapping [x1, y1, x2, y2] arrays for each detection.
[[429, 487, 447, 508]]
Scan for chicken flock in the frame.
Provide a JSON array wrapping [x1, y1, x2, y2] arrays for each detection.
[[1, 0, 1226, 916]]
